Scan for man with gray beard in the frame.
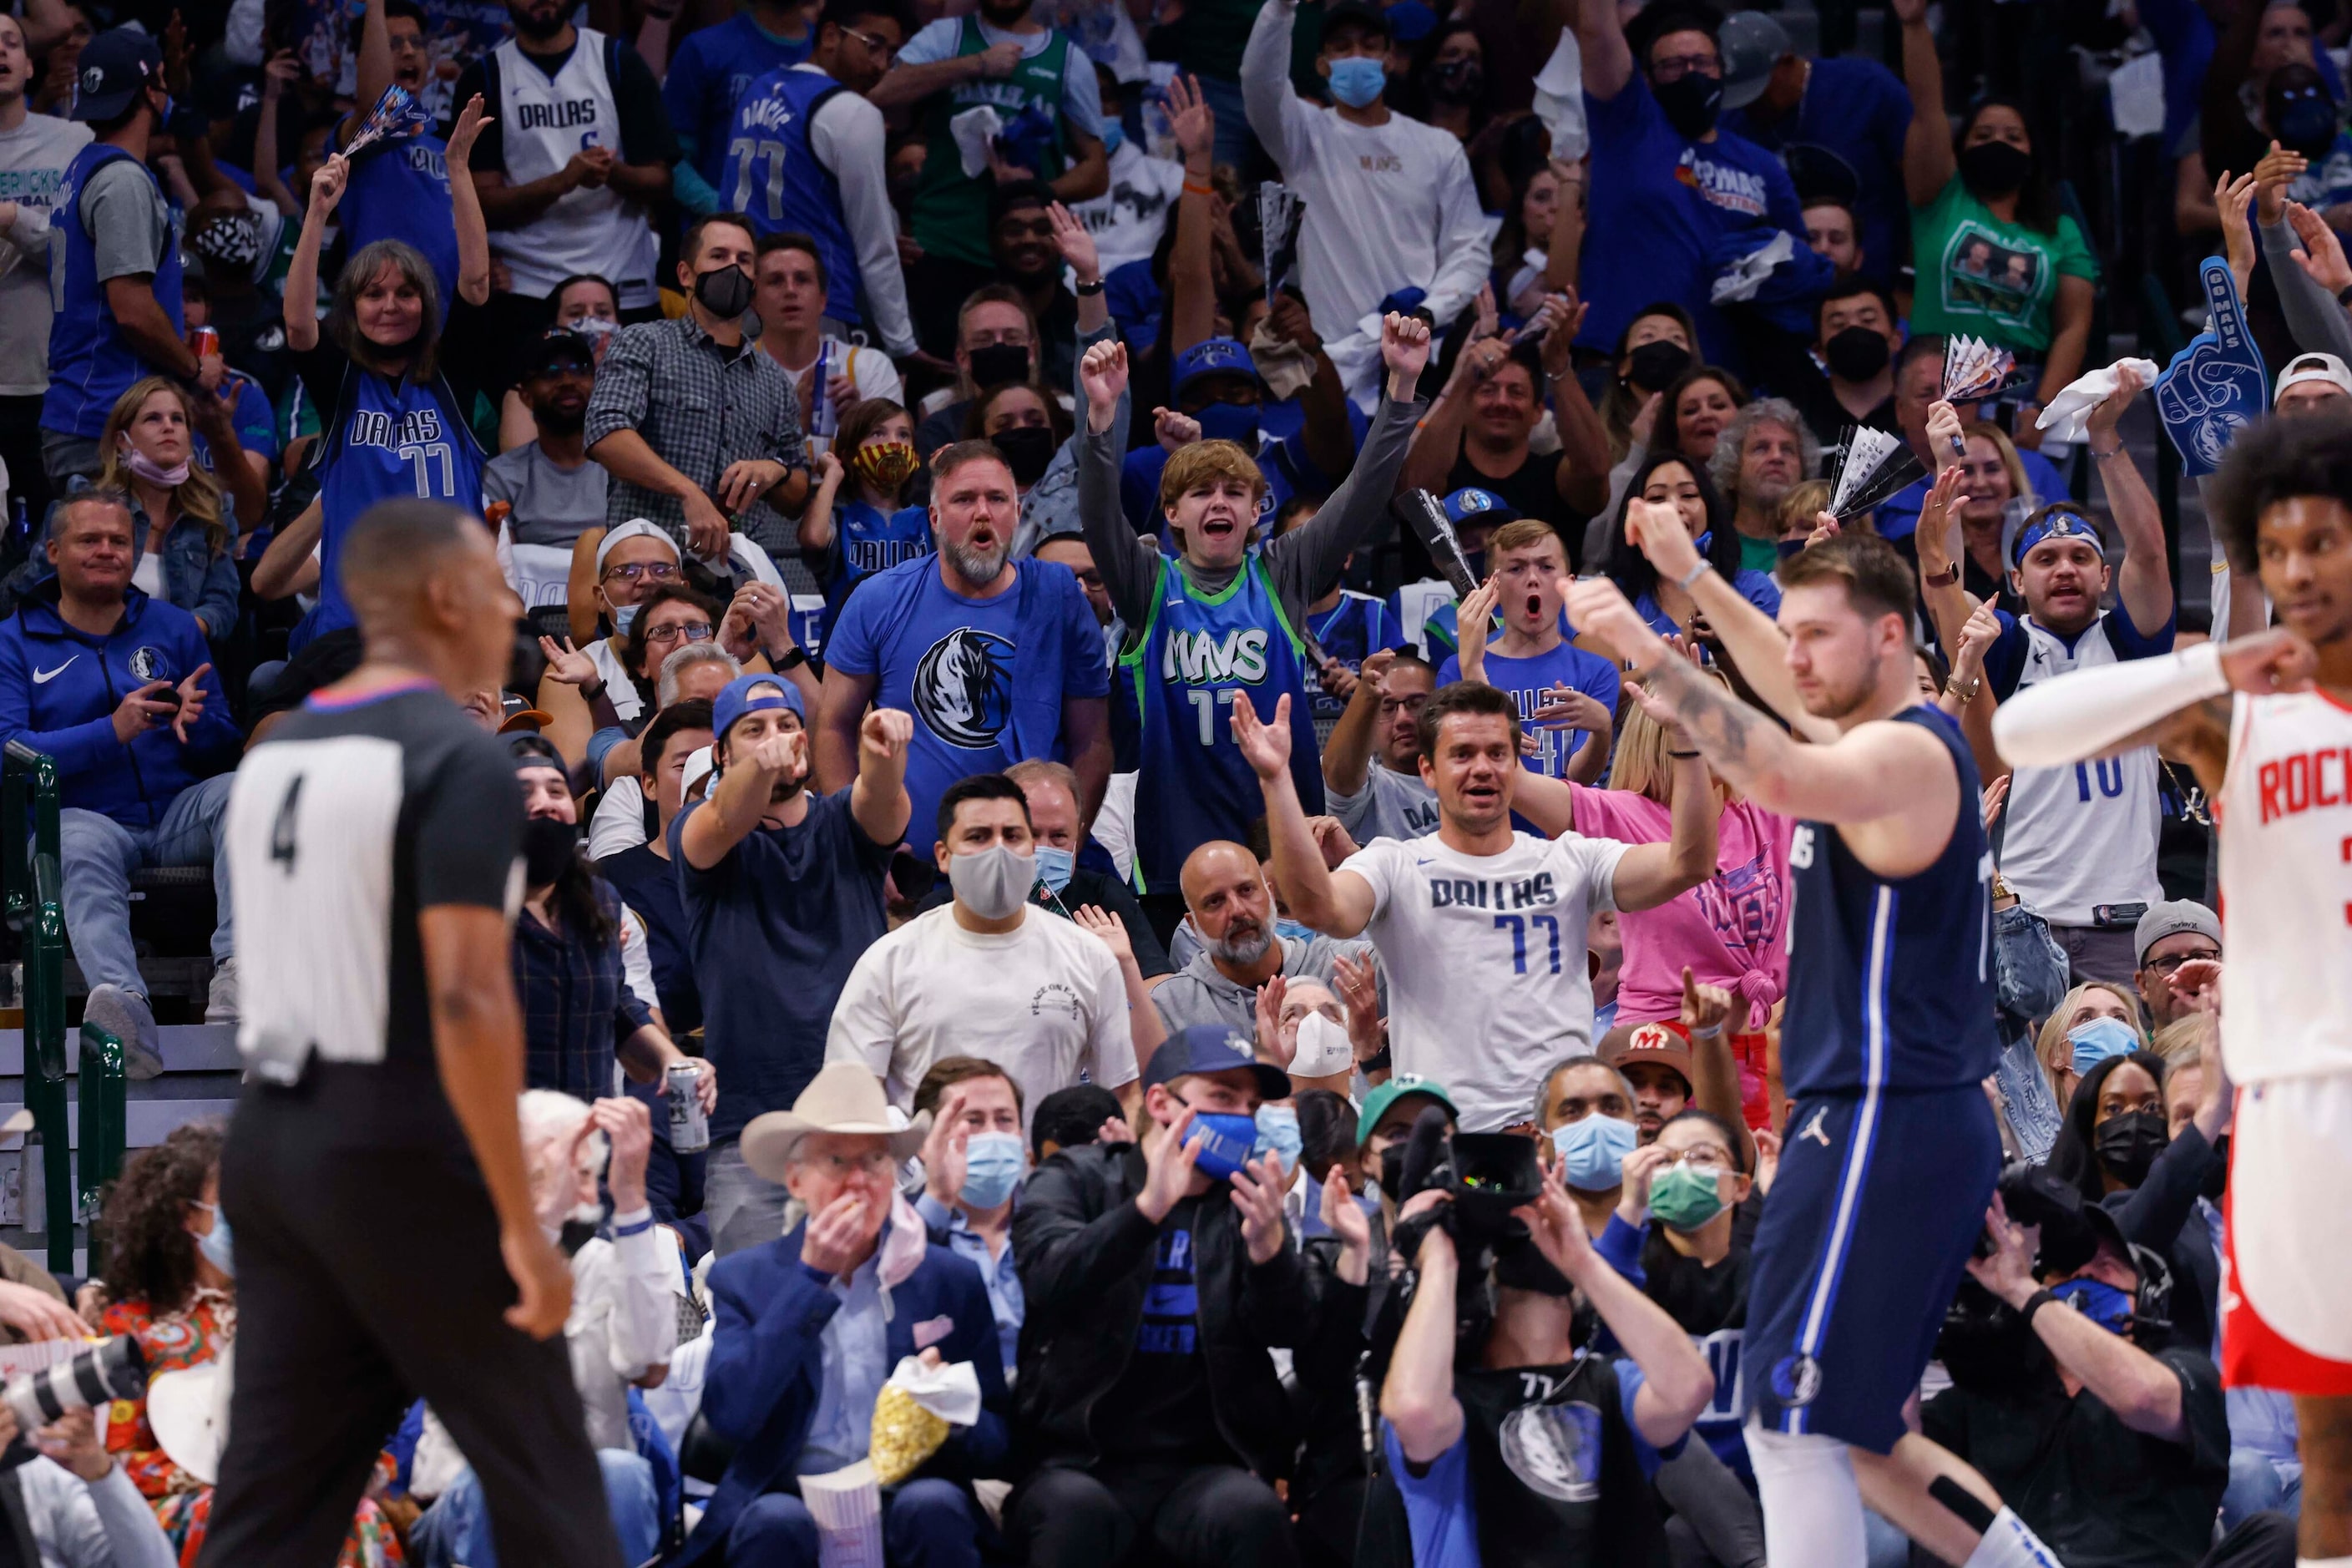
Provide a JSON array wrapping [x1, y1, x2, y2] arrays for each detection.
[[816, 438, 1113, 857], [1151, 839, 1378, 1037], [1707, 398, 1818, 577]]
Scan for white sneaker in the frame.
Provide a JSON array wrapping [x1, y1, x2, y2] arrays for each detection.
[[83, 984, 164, 1080], [205, 959, 238, 1025]]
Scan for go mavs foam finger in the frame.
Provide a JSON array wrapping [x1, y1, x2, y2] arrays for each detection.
[[2156, 258, 2268, 477]]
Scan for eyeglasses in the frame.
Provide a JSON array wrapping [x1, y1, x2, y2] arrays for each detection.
[[806, 1149, 897, 1178], [1664, 1147, 1733, 1171], [1650, 52, 1721, 82], [644, 620, 715, 645], [603, 560, 680, 584], [2142, 948, 2221, 974], [842, 25, 896, 59]]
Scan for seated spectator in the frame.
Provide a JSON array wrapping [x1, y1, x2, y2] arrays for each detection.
[[1004, 1024, 1307, 1568], [799, 398, 931, 643], [1029, 1081, 1127, 1163], [97, 1125, 404, 1565], [684, 1062, 1009, 1565], [1444, 519, 1621, 782], [1400, 315, 1610, 546], [1800, 195, 1864, 273], [2031, 981, 2149, 1123], [911, 1056, 1029, 1370], [562, 514, 680, 654], [2133, 901, 2222, 1032], [675, 674, 910, 1256], [71, 379, 243, 642], [1535, 1054, 1648, 1247], [411, 1092, 679, 1568], [500, 275, 625, 448], [0, 492, 238, 1069], [486, 330, 608, 555], [1322, 648, 1440, 843], [1707, 398, 1818, 575], [961, 379, 1068, 503], [1931, 1171, 2232, 1568], [1152, 839, 1370, 1034], [911, 286, 1042, 458], [0, 1399, 177, 1567], [1596, 306, 1697, 472], [586, 641, 740, 854], [508, 735, 714, 1110], [1651, 365, 1745, 471], [1897, 0, 2095, 444], [1779, 277, 1902, 448], [596, 696, 717, 1034], [827, 771, 1149, 1123], [539, 579, 722, 771], [751, 231, 906, 453], [1604, 451, 1781, 641]]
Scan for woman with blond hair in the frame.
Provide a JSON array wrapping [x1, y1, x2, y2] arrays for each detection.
[[84, 378, 245, 640], [1949, 419, 2034, 614], [2031, 979, 2148, 1120]]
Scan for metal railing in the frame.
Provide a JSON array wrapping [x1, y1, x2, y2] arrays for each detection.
[[4, 741, 128, 1271]]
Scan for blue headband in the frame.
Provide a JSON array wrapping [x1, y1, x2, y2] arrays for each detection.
[[2013, 509, 2095, 568]]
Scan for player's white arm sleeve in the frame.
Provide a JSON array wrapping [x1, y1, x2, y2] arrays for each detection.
[[1990, 641, 2228, 767]]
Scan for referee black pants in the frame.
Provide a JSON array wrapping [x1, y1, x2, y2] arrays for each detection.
[[197, 1079, 622, 1568]]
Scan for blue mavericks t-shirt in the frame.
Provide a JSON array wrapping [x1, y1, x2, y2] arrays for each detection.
[[822, 498, 933, 618], [823, 559, 1110, 855], [1306, 591, 1399, 725], [1437, 641, 1621, 778], [670, 787, 893, 1141], [664, 12, 814, 187], [1720, 56, 1913, 287], [1632, 570, 1781, 640], [1576, 73, 1805, 370]]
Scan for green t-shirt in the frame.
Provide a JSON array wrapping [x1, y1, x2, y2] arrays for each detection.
[[1909, 175, 2098, 355], [1737, 533, 1778, 575]]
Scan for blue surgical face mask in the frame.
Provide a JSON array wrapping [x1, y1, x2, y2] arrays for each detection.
[[1192, 400, 1261, 447], [1254, 1104, 1302, 1176], [1274, 917, 1316, 943], [1101, 123, 1125, 156], [2051, 1277, 2134, 1336], [1327, 55, 1387, 109], [1550, 1114, 1637, 1192], [959, 1131, 1025, 1210], [1179, 1105, 1262, 1181], [611, 602, 640, 635], [2069, 1015, 2138, 1076], [1033, 843, 1075, 894], [193, 1200, 235, 1278]]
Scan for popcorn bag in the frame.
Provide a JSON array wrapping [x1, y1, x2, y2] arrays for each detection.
[[800, 1460, 885, 1568], [869, 1355, 984, 1486]]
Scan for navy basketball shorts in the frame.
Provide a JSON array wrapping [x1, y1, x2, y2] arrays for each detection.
[[1743, 1083, 2000, 1453]]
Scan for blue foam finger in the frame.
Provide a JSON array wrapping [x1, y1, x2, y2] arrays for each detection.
[[2155, 258, 2268, 476]]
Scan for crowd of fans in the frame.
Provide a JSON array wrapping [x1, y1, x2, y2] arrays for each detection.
[[0, 0, 2335, 1560]]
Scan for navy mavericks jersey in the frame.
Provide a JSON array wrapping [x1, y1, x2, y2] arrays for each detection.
[[1779, 706, 1997, 1097]]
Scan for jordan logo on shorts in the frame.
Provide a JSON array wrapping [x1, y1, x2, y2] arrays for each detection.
[[1798, 1107, 1832, 1147]]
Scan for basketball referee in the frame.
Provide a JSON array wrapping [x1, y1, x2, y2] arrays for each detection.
[[197, 500, 621, 1567]]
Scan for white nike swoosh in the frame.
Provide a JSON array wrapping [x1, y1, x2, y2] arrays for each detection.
[[31, 658, 75, 685]]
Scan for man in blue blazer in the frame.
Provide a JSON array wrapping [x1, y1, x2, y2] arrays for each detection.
[[677, 1062, 1009, 1567]]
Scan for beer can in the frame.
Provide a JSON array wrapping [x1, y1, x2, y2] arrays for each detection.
[[190, 326, 220, 361], [667, 1061, 710, 1152]]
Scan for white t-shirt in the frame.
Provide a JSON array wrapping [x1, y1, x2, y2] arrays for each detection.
[[824, 903, 1139, 1130], [1071, 136, 1186, 276], [1341, 830, 1628, 1130]]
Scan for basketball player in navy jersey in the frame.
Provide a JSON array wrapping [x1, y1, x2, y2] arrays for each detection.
[[1569, 521, 2064, 1568]]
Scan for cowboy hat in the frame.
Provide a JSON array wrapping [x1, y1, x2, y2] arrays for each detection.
[[741, 1063, 930, 1183]]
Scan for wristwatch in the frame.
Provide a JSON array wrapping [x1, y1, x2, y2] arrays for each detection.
[[1074, 277, 1105, 296], [770, 646, 808, 671], [1921, 563, 1960, 588]]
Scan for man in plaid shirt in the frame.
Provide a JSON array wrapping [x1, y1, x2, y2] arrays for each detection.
[[587, 213, 812, 558]]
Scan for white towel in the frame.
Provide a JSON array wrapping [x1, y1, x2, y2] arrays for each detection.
[[2035, 357, 2159, 444]]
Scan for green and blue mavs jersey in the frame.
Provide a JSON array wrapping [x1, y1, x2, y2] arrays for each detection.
[[1120, 553, 1321, 892]]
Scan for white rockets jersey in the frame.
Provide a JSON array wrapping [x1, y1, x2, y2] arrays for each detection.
[[2218, 688, 2352, 1082], [1997, 614, 2165, 925], [490, 28, 660, 306]]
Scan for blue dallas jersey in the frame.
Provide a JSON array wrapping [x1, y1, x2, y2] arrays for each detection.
[[1120, 553, 1322, 892], [1436, 640, 1620, 779], [1303, 590, 1397, 725], [44, 145, 183, 441], [665, 13, 814, 188], [336, 124, 457, 322], [311, 374, 486, 638], [1778, 705, 1998, 1097], [721, 65, 861, 327], [820, 498, 933, 616]]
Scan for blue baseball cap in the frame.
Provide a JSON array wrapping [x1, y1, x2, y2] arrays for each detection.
[[1171, 337, 1259, 397], [2011, 506, 2101, 568], [1141, 1023, 1292, 1100], [711, 672, 803, 746], [1383, 0, 1437, 43], [71, 28, 164, 123], [1443, 487, 1518, 529]]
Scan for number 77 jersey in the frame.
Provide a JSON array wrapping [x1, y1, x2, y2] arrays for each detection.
[[1118, 552, 1323, 894], [721, 64, 862, 331]]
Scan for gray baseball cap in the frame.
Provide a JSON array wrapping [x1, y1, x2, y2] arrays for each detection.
[[1717, 12, 1793, 112], [2134, 899, 2221, 966]]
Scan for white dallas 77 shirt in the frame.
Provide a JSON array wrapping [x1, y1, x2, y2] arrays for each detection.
[[1341, 831, 1628, 1132]]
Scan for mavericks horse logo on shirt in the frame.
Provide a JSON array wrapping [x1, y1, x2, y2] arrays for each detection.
[[913, 627, 1014, 749]]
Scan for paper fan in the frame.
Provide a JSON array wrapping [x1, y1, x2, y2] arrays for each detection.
[[1942, 334, 2016, 404], [342, 84, 433, 159], [1826, 426, 1925, 521], [1393, 490, 1480, 597], [1257, 182, 1302, 307]]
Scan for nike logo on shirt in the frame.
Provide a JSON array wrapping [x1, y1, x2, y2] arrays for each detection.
[[31, 658, 76, 685]]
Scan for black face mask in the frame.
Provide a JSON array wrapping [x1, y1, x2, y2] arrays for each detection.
[[1958, 139, 2032, 200], [523, 815, 579, 887], [967, 342, 1031, 390], [1823, 325, 1892, 382], [991, 424, 1058, 485], [693, 264, 754, 320], [1429, 58, 1485, 103], [1652, 71, 1722, 140], [2094, 1109, 2169, 1189], [2270, 86, 2339, 159], [1625, 339, 1692, 394]]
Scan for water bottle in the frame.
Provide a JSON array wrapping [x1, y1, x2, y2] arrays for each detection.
[[809, 340, 838, 443]]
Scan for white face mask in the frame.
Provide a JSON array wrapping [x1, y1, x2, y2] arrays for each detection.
[[1290, 1010, 1354, 1079], [948, 842, 1035, 920]]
